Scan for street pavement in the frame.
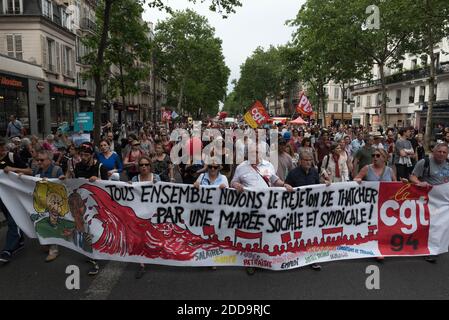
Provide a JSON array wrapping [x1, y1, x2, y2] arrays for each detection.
[[1, 226, 449, 300]]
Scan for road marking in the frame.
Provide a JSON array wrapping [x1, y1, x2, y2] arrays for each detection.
[[83, 261, 126, 300]]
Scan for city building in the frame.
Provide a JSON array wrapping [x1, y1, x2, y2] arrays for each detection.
[[0, 0, 167, 137], [350, 38, 449, 130], [0, 0, 82, 136], [323, 81, 354, 127]]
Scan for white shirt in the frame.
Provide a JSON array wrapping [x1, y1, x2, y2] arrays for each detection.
[[231, 160, 280, 188]]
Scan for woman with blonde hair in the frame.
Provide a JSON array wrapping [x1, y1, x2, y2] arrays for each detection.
[[354, 148, 396, 183]]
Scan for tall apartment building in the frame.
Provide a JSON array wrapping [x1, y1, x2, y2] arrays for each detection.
[[350, 38, 449, 130], [0, 0, 84, 135], [323, 81, 354, 126], [0, 0, 167, 136]]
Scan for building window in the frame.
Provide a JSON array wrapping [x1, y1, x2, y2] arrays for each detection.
[[46, 38, 56, 72], [409, 87, 415, 103], [6, 34, 22, 60], [61, 8, 70, 29], [421, 55, 428, 66], [411, 59, 417, 69], [334, 88, 339, 100], [42, 0, 53, 19], [4, 0, 22, 14], [396, 90, 401, 105], [435, 52, 440, 69], [333, 103, 339, 112], [366, 95, 371, 108], [419, 86, 426, 102], [356, 96, 361, 108], [63, 46, 74, 78]]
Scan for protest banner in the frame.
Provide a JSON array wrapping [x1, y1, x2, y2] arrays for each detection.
[[243, 101, 270, 129], [1, 171, 449, 270]]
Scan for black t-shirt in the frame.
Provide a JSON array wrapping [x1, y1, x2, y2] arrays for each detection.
[[0, 152, 27, 170], [74, 160, 109, 180], [285, 166, 320, 188]]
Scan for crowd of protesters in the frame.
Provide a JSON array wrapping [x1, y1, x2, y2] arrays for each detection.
[[1, 113, 449, 278]]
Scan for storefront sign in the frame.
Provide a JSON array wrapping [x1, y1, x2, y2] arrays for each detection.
[[74, 112, 94, 132], [0, 73, 27, 91], [50, 84, 77, 97]]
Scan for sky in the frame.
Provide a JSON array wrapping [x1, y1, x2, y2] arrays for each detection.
[[143, 0, 305, 92]]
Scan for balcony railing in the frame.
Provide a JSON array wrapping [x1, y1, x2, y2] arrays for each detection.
[[4, 8, 21, 15], [47, 64, 56, 73], [80, 17, 97, 32], [351, 64, 449, 92], [64, 70, 75, 78]]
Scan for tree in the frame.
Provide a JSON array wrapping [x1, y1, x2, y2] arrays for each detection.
[[222, 90, 241, 116], [147, 0, 242, 18], [84, 0, 241, 144], [406, 0, 449, 151], [82, 0, 114, 145], [233, 46, 288, 112], [327, 0, 413, 129], [105, 0, 152, 124], [154, 9, 229, 119], [288, 0, 385, 127]]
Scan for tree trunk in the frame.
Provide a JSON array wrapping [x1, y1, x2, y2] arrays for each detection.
[[425, 17, 436, 153], [379, 63, 388, 130], [119, 60, 127, 126], [93, 0, 113, 145], [319, 84, 326, 127], [177, 77, 186, 111], [341, 83, 345, 126]]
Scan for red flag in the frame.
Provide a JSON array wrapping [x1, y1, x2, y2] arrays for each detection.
[[296, 92, 314, 116]]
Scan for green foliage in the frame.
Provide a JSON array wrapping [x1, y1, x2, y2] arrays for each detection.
[[232, 45, 290, 111], [83, 0, 152, 103], [154, 9, 230, 118], [147, 0, 242, 18]]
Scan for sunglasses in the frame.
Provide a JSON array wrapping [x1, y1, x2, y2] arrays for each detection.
[[373, 154, 382, 158], [139, 163, 151, 167]]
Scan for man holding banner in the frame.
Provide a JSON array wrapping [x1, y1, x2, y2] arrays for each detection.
[[231, 142, 294, 275], [410, 142, 449, 263], [0, 139, 27, 264]]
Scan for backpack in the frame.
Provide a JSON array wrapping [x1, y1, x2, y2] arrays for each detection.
[[423, 156, 449, 178]]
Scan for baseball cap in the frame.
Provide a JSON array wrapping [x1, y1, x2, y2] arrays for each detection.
[[283, 132, 292, 141]]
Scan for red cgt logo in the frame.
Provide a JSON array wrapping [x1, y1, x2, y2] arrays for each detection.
[[377, 183, 430, 256]]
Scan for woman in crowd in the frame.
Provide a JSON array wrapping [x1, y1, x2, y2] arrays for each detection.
[[131, 156, 161, 279], [338, 138, 353, 179], [139, 131, 153, 156], [97, 139, 123, 181], [354, 148, 396, 183], [415, 133, 426, 162], [320, 142, 350, 183], [298, 137, 316, 167], [42, 134, 58, 155], [123, 140, 144, 180], [65, 144, 81, 178], [290, 128, 302, 153], [152, 142, 174, 182]]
